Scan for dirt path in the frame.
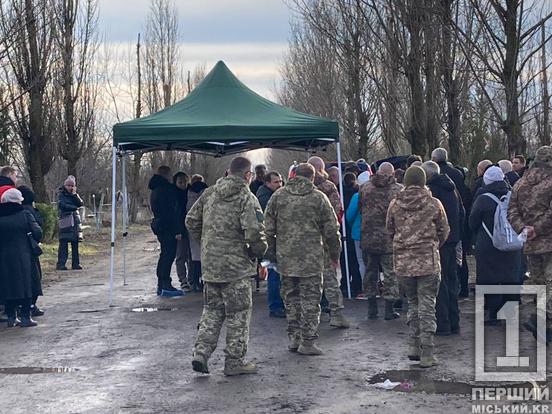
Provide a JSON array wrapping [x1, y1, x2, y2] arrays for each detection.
[[0, 229, 549, 413]]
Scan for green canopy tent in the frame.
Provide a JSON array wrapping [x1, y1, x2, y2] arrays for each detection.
[[108, 60, 351, 305]]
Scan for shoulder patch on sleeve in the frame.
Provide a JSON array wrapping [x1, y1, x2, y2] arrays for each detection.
[[256, 209, 264, 223]]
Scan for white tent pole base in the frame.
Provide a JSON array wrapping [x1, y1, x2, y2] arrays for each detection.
[[336, 142, 352, 299], [109, 146, 117, 306], [121, 152, 128, 286]]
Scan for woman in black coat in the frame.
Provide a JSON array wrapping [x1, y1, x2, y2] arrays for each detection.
[[56, 176, 84, 270], [0, 188, 43, 327], [469, 166, 522, 324], [18, 185, 45, 316]]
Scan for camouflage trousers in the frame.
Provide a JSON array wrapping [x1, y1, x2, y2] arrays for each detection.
[[281, 274, 323, 343], [194, 277, 252, 362], [400, 273, 441, 347], [363, 252, 399, 301], [527, 253, 552, 317], [323, 267, 344, 312]]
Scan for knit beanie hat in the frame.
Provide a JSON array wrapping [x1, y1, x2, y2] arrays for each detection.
[[534, 146, 552, 167], [357, 171, 371, 185], [1, 188, 24, 204], [403, 166, 426, 187], [17, 185, 34, 205], [64, 175, 76, 186], [483, 166, 504, 185]]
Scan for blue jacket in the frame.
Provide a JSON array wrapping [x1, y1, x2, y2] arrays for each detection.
[[345, 192, 361, 241]]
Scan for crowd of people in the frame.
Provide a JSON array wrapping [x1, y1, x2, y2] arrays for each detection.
[[0, 166, 84, 327], [147, 146, 550, 376], [2, 144, 550, 377]]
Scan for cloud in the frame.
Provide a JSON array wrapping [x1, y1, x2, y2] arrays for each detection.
[[98, 0, 291, 43]]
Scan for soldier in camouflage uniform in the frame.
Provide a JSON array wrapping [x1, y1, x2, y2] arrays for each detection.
[[358, 162, 403, 320], [265, 163, 341, 355], [186, 157, 268, 376], [386, 166, 450, 367], [508, 146, 552, 343], [307, 156, 350, 329]]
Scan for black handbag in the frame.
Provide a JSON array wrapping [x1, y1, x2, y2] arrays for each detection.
[[27, 232, 43, 257]]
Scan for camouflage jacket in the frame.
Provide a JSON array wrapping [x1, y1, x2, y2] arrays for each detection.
[[185, 175, 268, 283], [386, 186, 450, 277], [314, 173, 342, 221], [508, 166, 552, 255], [264, 176, 341, 278], [358, 173, 403, 254]]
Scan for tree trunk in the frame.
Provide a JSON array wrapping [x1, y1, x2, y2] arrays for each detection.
[[541, 22, 550, 146], [502, 0, 524, 156], [441, 0, 461, 164]]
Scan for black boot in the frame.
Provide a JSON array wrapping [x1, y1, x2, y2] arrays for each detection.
[[384, 300, 400, 320], [367, 297, 378, 319], [18, 316, 37, 328], [7, 317, 20, 327]]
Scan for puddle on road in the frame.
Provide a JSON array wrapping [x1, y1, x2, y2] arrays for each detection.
[[131, 307, 178, 312], [367, 370, 547, 395], [368, 370, 472, 394], [0, 367, 77, 375]]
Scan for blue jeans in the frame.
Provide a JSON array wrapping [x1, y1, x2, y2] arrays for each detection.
[[267, 268, 284, 312]]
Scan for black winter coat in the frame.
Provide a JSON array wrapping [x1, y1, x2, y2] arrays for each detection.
[[505, 171, 520, 187], [427, 173, 464, 245], [148, 174, 183, 236], [249, 179, 263, 196], [437, 161, 471, 211], [57, 187, 83, 242], [22, 204, 43, 297], [255, 184, 274, 212], [469, 180, 521, 285], [0, 203, 42, 301]]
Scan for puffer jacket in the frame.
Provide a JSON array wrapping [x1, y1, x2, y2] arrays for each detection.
[[264, 176, 341, 278], [358, 173, 403, 254], [57, 187, 83, 242], [185, 175, 267, 283], [148, 174, 182, 236], [386, 186, 450, 277], [508, 166, 552, 255]]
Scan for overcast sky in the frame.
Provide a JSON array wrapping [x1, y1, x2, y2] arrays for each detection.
[[98, 0, 293, 99]]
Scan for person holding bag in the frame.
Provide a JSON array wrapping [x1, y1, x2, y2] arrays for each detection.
[[56, 175, 84, 271], [0, 188, 43, 327]]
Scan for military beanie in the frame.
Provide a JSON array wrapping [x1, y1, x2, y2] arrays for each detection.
[[403, 166, 426, 187], [534, 146, 552, 167]]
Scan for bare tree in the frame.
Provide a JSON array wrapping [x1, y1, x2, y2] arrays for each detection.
[[0, 0, 56, 201], [53, 0, 99, 178], [454, 0, 552, 156]]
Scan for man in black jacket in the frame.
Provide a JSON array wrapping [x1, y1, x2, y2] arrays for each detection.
[[255, 171, 285, 317], [423, 161, 464, 335], [255, 172, 283, 211], [249, 164, 267, 195], [148, 165, 184, 296]]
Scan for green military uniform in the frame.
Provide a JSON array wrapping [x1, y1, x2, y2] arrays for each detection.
[[185, 175, 267, 368], [358, 172, 403, 301], [387, 167, 450, 366], [508, 146, 552, 330], [265, 176, 341, 349], [313, 173, 346, 316]]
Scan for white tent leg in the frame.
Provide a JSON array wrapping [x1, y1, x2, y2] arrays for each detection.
[[336, 142, 352, 299], [109, 146, 117, 306], [121, 152, 128, 286]]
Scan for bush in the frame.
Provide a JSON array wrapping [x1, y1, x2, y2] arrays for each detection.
[[36, 203, 57, 242]]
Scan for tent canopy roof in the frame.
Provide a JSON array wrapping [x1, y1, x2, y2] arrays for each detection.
[[112, 61, 339, 155]]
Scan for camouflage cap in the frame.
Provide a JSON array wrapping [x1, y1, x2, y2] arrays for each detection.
[[535, 146, 552, 166], [403, 165, 426, 187]]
